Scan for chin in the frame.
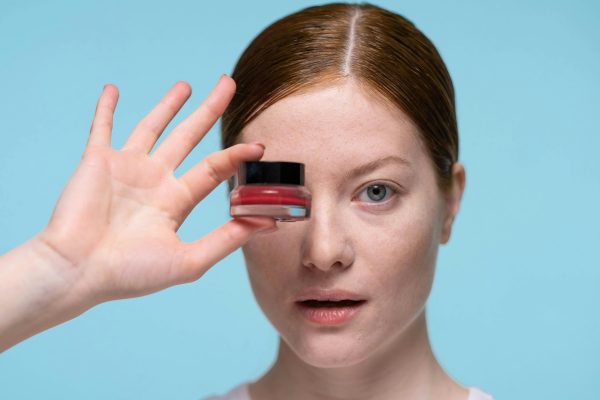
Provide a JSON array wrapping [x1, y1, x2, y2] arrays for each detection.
[[283, 329, 374, 368]]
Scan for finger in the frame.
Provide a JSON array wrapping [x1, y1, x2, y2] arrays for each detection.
[[179, 142, 265, 204], [87, 84, 119, 149], [174, 217, 278, 283], [151, 74, 236, 171], [121, 81, 192, 154]]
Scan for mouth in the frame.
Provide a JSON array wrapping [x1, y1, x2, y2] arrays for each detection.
[[297, 299, 367, 307], [295, 299, 368, 325]]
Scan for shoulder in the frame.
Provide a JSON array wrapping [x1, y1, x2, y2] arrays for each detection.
[[468, 386, 495, 400], [201, 381, 251, 400]]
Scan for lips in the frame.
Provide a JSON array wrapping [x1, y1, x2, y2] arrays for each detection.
[[299, 299, 365, 307], [295, 288, 367, 303], [295, 298, 368, 325]]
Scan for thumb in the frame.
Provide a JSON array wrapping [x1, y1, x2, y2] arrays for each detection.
[[175, 217, 277, 283]]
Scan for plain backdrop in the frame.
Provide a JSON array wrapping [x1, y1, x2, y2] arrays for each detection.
[[1, 1, 598, 399]]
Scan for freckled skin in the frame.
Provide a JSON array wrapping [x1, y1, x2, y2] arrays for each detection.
[[237, 78, 467, 400]]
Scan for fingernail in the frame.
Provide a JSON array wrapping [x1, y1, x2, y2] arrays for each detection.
[[250, 141, 266, 150]]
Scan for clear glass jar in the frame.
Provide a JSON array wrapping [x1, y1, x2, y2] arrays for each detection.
[[230, 161, 311, 222]]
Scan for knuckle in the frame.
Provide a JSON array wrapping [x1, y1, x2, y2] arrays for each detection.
[[225, 221, 245, 243], [202, 101, 220, 121], [159, 98, 179, 116], [137, 118, 160, 136], [202, 156, 222, 185], [225, 147, 238, 170]]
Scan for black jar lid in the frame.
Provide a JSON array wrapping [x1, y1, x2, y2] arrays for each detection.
[[238, 161, 305, 185]]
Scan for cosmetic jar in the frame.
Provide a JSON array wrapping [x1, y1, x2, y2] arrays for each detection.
[[230, 161, 311, 222]]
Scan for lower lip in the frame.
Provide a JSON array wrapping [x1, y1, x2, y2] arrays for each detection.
[[295, 301, 367, 326]]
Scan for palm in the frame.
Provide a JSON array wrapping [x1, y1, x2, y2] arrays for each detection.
[[37, 78, 275, 304], [47, 146, 193, 300]]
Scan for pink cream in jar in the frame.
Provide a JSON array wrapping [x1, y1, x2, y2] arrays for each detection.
[[230, 161, 311, 222]]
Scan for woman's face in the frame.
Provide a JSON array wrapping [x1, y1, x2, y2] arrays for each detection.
[[238, 79, 453, 368]]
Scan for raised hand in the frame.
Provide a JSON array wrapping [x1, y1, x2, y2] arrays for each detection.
[[35, 75, 276, 305]]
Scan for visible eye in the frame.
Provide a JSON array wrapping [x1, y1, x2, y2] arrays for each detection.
[[355, 182, 401, 206]]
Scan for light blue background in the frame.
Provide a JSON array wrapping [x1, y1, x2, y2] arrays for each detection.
[[1, 1, 598, 399]]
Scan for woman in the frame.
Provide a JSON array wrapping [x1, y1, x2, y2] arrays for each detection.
[[0, 2, 494, 399], [211, 4, 493, 399]]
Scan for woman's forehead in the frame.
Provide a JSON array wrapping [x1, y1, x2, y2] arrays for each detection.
[[239, 82, 423, 165]]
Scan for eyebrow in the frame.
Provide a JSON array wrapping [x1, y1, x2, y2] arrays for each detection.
[[343, 155, 412, 181]]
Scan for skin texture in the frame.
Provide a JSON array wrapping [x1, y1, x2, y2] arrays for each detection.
[[36, 76, 278, 303], [0, 74, 467, 400], [237, 78, 467, 400], [0, 76, 278, 353]]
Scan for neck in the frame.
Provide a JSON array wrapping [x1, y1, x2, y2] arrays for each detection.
[[249, 309, 465, 400]]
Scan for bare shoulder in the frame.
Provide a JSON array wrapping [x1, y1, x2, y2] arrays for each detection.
[[468, 386, 496, 400]]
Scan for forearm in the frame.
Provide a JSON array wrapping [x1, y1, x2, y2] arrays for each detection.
[[0, 234, 98, 353]]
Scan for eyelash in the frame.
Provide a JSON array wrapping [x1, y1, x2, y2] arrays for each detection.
[[355, 182, 401, 207]]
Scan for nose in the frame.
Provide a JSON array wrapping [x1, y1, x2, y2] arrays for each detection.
[[300, 196, 354, 272]]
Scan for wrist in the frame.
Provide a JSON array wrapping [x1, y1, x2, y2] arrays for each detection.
[[0, 234, 98, 352]]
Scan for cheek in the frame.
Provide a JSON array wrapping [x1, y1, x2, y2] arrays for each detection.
[[363, 196, 440, 306], [242, 236, 303, 335], [352, 201, 440, 351], [242, 236, 292, 302]]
